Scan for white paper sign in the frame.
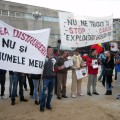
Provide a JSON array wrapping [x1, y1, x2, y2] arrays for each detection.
[[76, 67, 87, 79], [92, 60, 98, 69], [59, 12, 113, 48], [0, 20, 50, 74], [64, 59, 73, 68]]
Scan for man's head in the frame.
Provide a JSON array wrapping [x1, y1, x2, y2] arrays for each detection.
[[61, 50, 68, 58], [47, 46, 53, 57], [91, 49, 97, 56], [74, 49, 79, 56]]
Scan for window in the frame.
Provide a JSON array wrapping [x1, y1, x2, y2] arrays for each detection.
[[2, 10, 8, 16], [15, 12, 22, 17], [9, 11, 15, 17], [43, 16, 53, 22], [0, 10, 2, 15]]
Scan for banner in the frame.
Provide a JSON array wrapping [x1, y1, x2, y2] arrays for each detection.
[[59, 12, 113, 48], [0, 20, 50, 74]]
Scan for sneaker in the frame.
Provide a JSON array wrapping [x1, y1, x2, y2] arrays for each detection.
[[71, 94, 76, 98], [20, 98, 28, 102], [57, 96, 62, 100], [1, 95, 8, 99], [62, 95, 68, 98], [40, 108, 44, 112], [87, 93, 92, 96], [35, 101, 39, 105]]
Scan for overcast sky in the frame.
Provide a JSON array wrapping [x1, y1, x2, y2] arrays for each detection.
[[4, 0, 120, 18]]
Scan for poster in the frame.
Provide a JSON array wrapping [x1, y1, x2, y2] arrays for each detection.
[[59, 12, 113, 48], [76, 67, 87, 79], [0, 20, 50, 74]]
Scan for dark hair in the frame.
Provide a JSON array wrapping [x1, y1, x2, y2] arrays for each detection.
[[53, 49, 58, 54], [91, 49, 96, 53], [61, 50, 67, 55], [47, 46, 52, 49]]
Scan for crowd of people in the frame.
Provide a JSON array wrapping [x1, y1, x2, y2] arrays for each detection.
[[0, 46, 120, 112]]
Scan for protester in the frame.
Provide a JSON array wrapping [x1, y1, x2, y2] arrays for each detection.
[[55, 50, 69, 100], [98, 50, 106, 81], [102, 51, 114, 95], [71, 49, 84, 98], [40, 46, 56, 112], [30, 74, 41, 105], [0, 69, 7, 99], [11, 72, 28, 105], [9, 71, 18, 98], [86, 49, 99, 96], [53, 49, 59, 95], [114, 52, 120, 80]]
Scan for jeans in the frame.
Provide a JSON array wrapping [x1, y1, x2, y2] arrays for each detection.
[[33, 79, 39, 101], [40, 78, 55, 109], [0, 75, 6, 96], [105, 77, 112, 91], [9, 74, 18, 97], [11, 73, 25, 101]]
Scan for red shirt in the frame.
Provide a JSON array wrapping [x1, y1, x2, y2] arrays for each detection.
[[86, 56, 98, 75]]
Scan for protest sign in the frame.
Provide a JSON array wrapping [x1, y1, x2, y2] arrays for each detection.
[[59, 12, 113, 48], [0, 20, 50, 74], [75, 67, 87, 79]]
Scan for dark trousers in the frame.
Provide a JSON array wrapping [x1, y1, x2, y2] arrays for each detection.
[[11, 73, 25, 101], [23, 75, 27, 89], [54, 74, 57, 95], [0, 75, 6, 96], [27, 75, 34, 96]]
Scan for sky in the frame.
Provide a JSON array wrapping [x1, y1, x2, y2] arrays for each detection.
[[4, 0, 120, 18]]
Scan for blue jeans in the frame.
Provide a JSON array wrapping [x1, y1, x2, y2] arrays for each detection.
[[105, 77, 112, 91], [9, 74, 18, 97], [33, 80, 39, 101], [11, 73, 25, 101], [40, 78, 55, 109]]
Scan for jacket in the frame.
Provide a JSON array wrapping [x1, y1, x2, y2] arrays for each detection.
[[86, 55, 98, 75]]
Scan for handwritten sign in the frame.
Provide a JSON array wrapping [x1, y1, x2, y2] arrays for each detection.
[[59, 12, 113, 48]]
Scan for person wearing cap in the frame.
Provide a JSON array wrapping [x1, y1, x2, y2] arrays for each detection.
[[86, 49, 99, 96], [71, 49, 84, 98]]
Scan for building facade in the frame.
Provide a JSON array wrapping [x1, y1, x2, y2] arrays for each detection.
[[113, 19, 120, 41], [0, 0, 61, 47]]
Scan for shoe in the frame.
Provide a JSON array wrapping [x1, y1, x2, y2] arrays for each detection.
[[35, 101, 39, 105], [11, 101, 15, 105], [20, 98, 28, 102], [57, 96, 62, 100], [77, 93, 84, 96], [46, 106, 52, 110], [71, 94, 76, 98], [1, 95, 8, 99], [15, 95, 18, 97], [87, 93, 92, 96], [93, 92, 99, 95], [62, 95, 68, 98], [40, 108, 44, 112]]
